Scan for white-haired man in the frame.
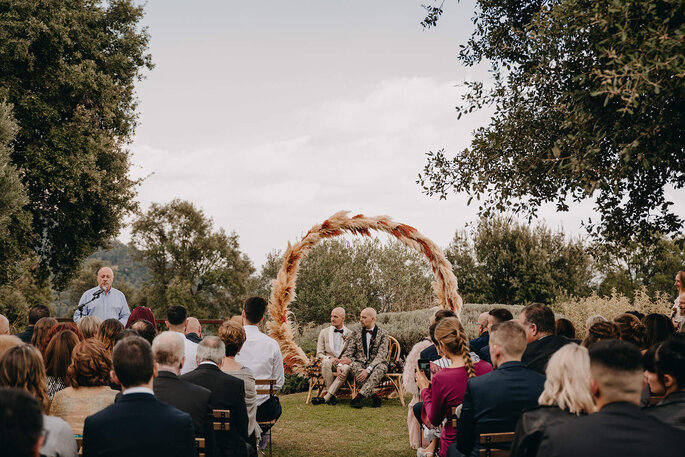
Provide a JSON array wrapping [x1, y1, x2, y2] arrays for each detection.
[[312, 307, 351, 405], [73, 266, 130, 325]]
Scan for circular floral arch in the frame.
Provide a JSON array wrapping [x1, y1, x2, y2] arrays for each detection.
[[267, 211, 463, 374]]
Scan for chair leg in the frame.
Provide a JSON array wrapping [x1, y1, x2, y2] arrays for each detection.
[[306, 378, 314, 404]]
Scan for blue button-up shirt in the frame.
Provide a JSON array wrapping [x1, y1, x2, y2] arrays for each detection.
[[73, 286, 130, 326]]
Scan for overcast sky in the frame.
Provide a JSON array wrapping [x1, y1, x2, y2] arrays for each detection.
[[125, 0, 682, 269]]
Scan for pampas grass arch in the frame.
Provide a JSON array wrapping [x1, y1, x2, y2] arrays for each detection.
[[267, 211, 463, 375]]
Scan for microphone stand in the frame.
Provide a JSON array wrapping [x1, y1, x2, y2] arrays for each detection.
[[77, 290, 103, 319]]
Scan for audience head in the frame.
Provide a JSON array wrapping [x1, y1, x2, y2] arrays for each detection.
[[111, 336, 156, 389], [0, 387, 44, 457], [585, 314, 607, 334], [489, 321, 527, 368], [166, 305, 188, 331], [242, 297, 268, 325], [555, 318, 576, 339], [330, 307, 345, 329], [39, 322, 83, 355], [219, 320, 246, 357], [677, 292, 685, 317], [97, 318, 125, 353], [642, 313, 675, 348], [185, 317, 202, 336], [114, 328, 140, 345], [434, 317, 476, 377], [66, 339, 112, 388], [0, 344, 49, 411], [675, 270, 685, 292], [0, 314, 9, 335], [130, 319, 157, 345], [359, 307, 377, 330], [582, 321, 620, 348], [196, 336, 225, 365], [487, 308, 513, 333], [519, 303, 556, 342], [589, 339, 643, 409], [27, 305, 50, 326], [429, 309, 457, 344], [539, 344, 594, 414], [613, 313, 646, 349], [76, 315, 102, 339], [626, 310, 645, 321], [125, 306, 155, 329], [645, 335, 685, 396], [44, 330, 79, 380], [476, 312, 489, 336], [0, 335, 22, 359], [152, 331, 186, 373], [30, 317, 57, 348]]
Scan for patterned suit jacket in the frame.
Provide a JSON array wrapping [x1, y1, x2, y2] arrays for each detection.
[[341, 325, 389, 372], [316, 325, 351, 359]]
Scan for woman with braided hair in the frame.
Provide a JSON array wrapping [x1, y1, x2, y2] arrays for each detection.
[[416, 317, 493, 457]]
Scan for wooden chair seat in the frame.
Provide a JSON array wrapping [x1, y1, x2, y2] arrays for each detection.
[[212, 409, 231, 431], [478, 431, 515, 457], [195, 437, 206, 457]]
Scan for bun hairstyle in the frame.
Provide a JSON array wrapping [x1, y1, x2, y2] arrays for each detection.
[[614, 313, 647, 349], [582, 321, 620, 348], [433, 317, 476, 378]]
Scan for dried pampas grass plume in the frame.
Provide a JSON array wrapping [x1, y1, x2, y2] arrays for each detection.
[[267, 211, 463, 375]]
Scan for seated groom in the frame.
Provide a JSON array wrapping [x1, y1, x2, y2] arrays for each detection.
[[339, 307, 390, 409], [83, 336, 195, 457], [454, 321, 545, 457], [312, 307, 351, 405], [538, 340, 684, 457]]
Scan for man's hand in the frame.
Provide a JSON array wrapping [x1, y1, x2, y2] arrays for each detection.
[[339, 357, 352, 365], [330, 358, 339, 366], [356, 369, 369, 383], [336, 366, 347, 381]]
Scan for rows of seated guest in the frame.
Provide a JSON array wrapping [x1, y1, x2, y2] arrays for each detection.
[[0, 296, 284, 457]]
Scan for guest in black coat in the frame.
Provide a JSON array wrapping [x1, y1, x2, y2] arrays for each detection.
[[644, 335, 685, 431], [15, 305, 50, 344], [538, 340, 685, 457], [152, 331, 216, 456], [468, 312, 490, 354], [182, 336, 250, 457], [419, 309, 457, 362], [519, 303, 571, 374], [509, 344, 595, 457], [454, 321, 545, 457], [82, 336, 195, 457]]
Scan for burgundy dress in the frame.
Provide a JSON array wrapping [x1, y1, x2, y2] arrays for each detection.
[[420, 360, 493, 456]]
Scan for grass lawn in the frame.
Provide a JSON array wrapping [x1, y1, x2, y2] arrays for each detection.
[[271, 392, 415, 457]]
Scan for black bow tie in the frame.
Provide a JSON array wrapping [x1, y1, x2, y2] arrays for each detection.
[[365, 329, 374, 335], [334, 328, 344, 334]]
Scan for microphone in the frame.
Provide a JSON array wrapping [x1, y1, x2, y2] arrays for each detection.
[[93, 289, 104, 298]]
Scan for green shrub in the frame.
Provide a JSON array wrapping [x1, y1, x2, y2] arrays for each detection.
[[280, 373, 309, 394]]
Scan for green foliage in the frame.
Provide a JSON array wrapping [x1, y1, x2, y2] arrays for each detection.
[[280, 374, 309, 395], [419, 0, 685, 246], [0, 0, 153, 285], [593, 236, 685, 300], [0, 258, 53, 331], [252, 238, 435, 326], [445, 216, 593, 304], [87, 240, 150, 288], [131, 200, 254, 319]]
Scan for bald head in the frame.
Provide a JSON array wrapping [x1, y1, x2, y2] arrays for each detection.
[[0, 314, 9, 335], [0, 335, 21, 358], [185, 317, 201, 336], [477, 312, 489, 336], [330, 307, 345, 329], [152, 331, 185, 372], [97, 267, 114, 290], [360, 307, 377, 330]]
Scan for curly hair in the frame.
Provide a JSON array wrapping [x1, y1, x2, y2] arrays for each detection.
[[97, 319, 125, 353], [582, 321, 620, 348], [434, 317, 476, 378], [66, 339, 112, 388], [0, 344, 49, 412], [30, 317, 57, 348], [218, 320, 246, 357], [614, 313, 647, 349]]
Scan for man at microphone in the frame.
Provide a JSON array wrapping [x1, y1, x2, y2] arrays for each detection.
[[73, 266, 131, 325]]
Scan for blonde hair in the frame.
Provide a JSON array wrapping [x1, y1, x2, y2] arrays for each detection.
[[0, 344, 49, 412], [77, 315, 102, 339], [434, 317, 476, 378], [538, 344, 594, 414]]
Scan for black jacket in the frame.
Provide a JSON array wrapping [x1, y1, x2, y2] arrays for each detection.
[[419, 344, 440, 362], [521, 335, 571, 374], [83, 392, 195, 457], [182, 363, 249, 457], [644, 391, 685, 431], [15, 325, 34, 344], [457, 361, 546, 455], [509, 405, 580, 457], [538, 402, 685, 457], [469, 332, 489, 354], [186, 333, 203, 344], [154, 370, 216, 455]]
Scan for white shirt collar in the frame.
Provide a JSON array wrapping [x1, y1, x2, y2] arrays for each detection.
[[122, 386, 154, 396], [200, 361, 218, 367]]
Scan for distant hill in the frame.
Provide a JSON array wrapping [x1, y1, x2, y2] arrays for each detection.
[[88, 240, 149, 287]]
